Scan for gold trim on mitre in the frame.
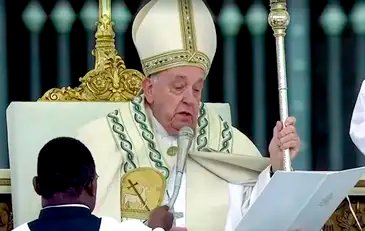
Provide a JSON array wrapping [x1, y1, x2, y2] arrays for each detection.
[[132, 0, 217, 77]]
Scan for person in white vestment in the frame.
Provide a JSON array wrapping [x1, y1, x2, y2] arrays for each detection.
[[13, 137, 172, 231], [76, 0, 301, 230], [350, 80, 365, 154]]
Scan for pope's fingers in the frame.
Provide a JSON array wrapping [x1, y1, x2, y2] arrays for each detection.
[[279, 133, 297, 145], [278, 125, 296, 138], [285, 116, 296, 126], [273, 121, 282, 136], [170, 228, 188, 231], [280, 140, 299, 151]]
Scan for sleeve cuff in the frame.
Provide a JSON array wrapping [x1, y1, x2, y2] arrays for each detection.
[[270, 166, 274, 178], [270, 166, 294, 177]]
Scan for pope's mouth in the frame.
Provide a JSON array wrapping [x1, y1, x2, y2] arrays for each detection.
[[175, 112, 194, 122], [177, 112, 192, 116]]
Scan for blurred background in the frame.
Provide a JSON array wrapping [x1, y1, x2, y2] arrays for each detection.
[[0, 0, 364, 171]]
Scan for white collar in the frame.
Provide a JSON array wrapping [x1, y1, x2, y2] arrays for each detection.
[[43, 204, 90, 210]]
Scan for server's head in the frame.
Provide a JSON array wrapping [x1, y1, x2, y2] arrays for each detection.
[[33, 137, 97, 210]]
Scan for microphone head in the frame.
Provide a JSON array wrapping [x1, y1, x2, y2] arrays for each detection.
[[176, 126, 194, 172], [178, 126, 194, 139]]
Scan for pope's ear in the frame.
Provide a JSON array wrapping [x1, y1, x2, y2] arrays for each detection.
[[142, 77, 154, 104]]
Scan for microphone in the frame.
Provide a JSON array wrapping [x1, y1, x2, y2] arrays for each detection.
[[167, 126, 194, 210]]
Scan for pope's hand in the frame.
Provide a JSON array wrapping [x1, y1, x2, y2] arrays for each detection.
[[169, 227, 187, 231], [268, 116, 301, 171], [148, 205, 173, 231]]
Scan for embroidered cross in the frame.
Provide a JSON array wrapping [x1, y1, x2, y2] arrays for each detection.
[[127, 179, 150, 211]]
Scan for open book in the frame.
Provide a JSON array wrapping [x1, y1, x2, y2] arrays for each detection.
[[235, 166, 365, 231]]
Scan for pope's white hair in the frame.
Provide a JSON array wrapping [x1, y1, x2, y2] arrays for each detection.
[[149, 74, 160, 85]]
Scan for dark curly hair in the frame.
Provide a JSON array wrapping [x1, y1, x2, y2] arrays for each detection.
[[36, 137, 96, 199]]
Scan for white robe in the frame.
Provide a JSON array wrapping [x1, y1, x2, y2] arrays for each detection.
[[76, 97, 271, 230]]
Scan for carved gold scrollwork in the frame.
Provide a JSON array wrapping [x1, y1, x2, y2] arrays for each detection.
[[40, 54, 144, 102], [39, 6, 145, 102]]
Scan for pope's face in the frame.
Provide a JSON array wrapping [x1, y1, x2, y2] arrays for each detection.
[[143, 66, 204, 136]]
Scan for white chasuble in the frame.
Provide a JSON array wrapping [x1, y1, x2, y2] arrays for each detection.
[[77, 95, 271, 231]]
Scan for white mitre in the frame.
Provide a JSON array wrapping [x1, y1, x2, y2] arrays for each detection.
[[132, 0, 217, 77]]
